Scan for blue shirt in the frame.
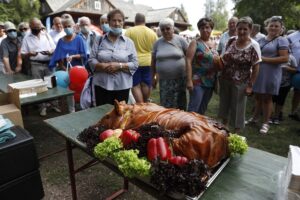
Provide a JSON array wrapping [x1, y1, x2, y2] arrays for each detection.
[[89, 34, 138, 90], [78, 31, 99, 55], [49, 35, 87, 69]]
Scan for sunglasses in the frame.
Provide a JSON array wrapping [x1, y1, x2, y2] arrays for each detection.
[[20, 28, 28, 31], [161, 27, 172, 32], [7, 29, 16, 33]]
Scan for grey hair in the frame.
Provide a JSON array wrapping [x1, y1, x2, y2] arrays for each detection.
[[100, 14, 107, 20], [236, 16, 253, 29], [62, 17, 75, 26], [159, 18, 174, 28], [78, 16, 91, 25], [18, 22, 29, 30]]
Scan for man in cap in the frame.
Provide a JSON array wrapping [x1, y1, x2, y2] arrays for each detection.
[[21, 17, 58, 116], [0, 21, 22, 74]]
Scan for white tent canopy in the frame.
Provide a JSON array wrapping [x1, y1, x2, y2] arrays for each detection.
[[179, 29, 198, 37]]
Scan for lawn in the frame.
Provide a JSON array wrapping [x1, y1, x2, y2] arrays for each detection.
[[150, 88, 300, 157]]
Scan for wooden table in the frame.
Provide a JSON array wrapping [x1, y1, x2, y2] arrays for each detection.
[[0, 73, 73, 106], [44, 105, 287, 200]]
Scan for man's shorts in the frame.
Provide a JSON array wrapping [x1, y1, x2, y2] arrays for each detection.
[[132, 66, 152, 87]]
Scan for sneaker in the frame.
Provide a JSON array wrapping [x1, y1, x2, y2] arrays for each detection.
[[273, 118, 280, 125], [40, 107, 47, 116], [268, 118, 274, 124], [52, 106, 61, 113], [245, 117, 258, 125], [289, 113, 300, 121], [259, 123, 270, 134]]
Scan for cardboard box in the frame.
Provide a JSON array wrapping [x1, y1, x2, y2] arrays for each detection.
[[0, 89, 23, 128], [8, 79, 48, 96]]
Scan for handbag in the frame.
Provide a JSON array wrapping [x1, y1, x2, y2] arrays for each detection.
[[80, 76, 95, 109]]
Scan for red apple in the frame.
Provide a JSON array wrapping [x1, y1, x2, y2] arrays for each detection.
[[99, 129, 114, 142]]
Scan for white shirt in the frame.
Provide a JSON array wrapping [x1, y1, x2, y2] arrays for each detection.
[[49, 29, 66, 45], [21, 32, 56, 61], [288, 31, 300, 67]]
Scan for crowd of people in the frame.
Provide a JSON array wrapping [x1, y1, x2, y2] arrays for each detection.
[[0, 9, 299, 134]]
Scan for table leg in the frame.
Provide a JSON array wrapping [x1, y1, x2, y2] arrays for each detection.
[[66, 140, 77, 200], [105, 178, 128, 200]]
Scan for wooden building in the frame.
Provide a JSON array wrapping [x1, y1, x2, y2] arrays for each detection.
[[40, 0, 190, 30]]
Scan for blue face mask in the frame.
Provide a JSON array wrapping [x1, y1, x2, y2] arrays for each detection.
[[110, 27, 122, 36], [7, 31, 17, 39], [101, 24, 110, 33], [64, 27, 73, 36]]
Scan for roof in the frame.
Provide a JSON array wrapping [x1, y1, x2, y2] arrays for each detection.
[[146, 7, 177, 23], [44, 0, 189, 26], [108, 0, 151, 22]]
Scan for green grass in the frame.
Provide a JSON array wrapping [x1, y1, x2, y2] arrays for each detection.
[[150, 88, 300, 157]]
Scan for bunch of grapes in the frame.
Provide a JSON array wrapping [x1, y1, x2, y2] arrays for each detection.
[[77, 124, 107, 152]]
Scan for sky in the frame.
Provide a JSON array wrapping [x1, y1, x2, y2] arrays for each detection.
[[133, 0, 234, 30]]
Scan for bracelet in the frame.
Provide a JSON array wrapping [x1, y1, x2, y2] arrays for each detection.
[[119, 63, 123, 70]]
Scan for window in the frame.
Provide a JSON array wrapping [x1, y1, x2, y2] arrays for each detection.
[[95, 1, 101, 10], [174, 13, 179, 21]]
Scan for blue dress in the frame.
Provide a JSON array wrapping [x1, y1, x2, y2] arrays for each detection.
[[253, 36, 289, 95], [49, 35, 87, 69]]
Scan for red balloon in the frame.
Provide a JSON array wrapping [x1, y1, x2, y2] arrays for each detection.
[[69, 66, 89, 103]]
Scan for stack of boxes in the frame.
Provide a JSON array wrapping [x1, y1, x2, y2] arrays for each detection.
[[0, 126, 44, 199]]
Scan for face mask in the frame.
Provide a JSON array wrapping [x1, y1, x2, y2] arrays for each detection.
[[80, 26, 90, 34], [110, 27, 122, 36], [20, 32, 26, 37], [101, 24, 110, 33], [64, 27, 74, 36], [7, 31, 17, 39], [31, 28, 41, 36]]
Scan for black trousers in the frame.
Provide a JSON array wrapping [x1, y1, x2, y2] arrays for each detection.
[[94, 85, 129, 106]]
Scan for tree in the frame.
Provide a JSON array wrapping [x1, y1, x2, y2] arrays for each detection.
[[205, 0, 228, 31], [0, 0, 40, 25], [232, 0, 299, 30]]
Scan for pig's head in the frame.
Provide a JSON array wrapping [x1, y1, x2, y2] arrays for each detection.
[[99, 100, 132, 129]]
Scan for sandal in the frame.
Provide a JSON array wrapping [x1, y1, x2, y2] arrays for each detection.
[[259, 123, 269, 134]]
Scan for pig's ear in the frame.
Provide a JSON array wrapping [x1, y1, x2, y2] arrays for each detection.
[[114, 100, 123, 116]]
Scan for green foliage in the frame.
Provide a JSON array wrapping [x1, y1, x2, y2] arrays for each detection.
[[232, 0, 300, 30], [0, 0, 40, 25], [113, 149, 151, 178], [205, 0, 229, 31], [94, 137, 123, 160], [228, 133, 248, 156]]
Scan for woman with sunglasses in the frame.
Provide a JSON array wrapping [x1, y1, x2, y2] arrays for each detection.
[[186, 17, 219, 115], [151, 18, 188, 110], [218, 16, 261, 133], [249, 16, 289, 134]]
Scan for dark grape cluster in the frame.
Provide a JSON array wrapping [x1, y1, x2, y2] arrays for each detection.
[[77, 124, 107, 152], [150, 158, 209, 197], [128, 123, 179, 157]]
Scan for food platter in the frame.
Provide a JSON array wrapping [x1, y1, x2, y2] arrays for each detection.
[[167, 158, 231, 200], [186, 158, 230, 200]]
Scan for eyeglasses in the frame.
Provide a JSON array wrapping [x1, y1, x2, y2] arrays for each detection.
[[7, 29, 16, 33], [20, 28, 28, 31], [161, 27, 172, 32]]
